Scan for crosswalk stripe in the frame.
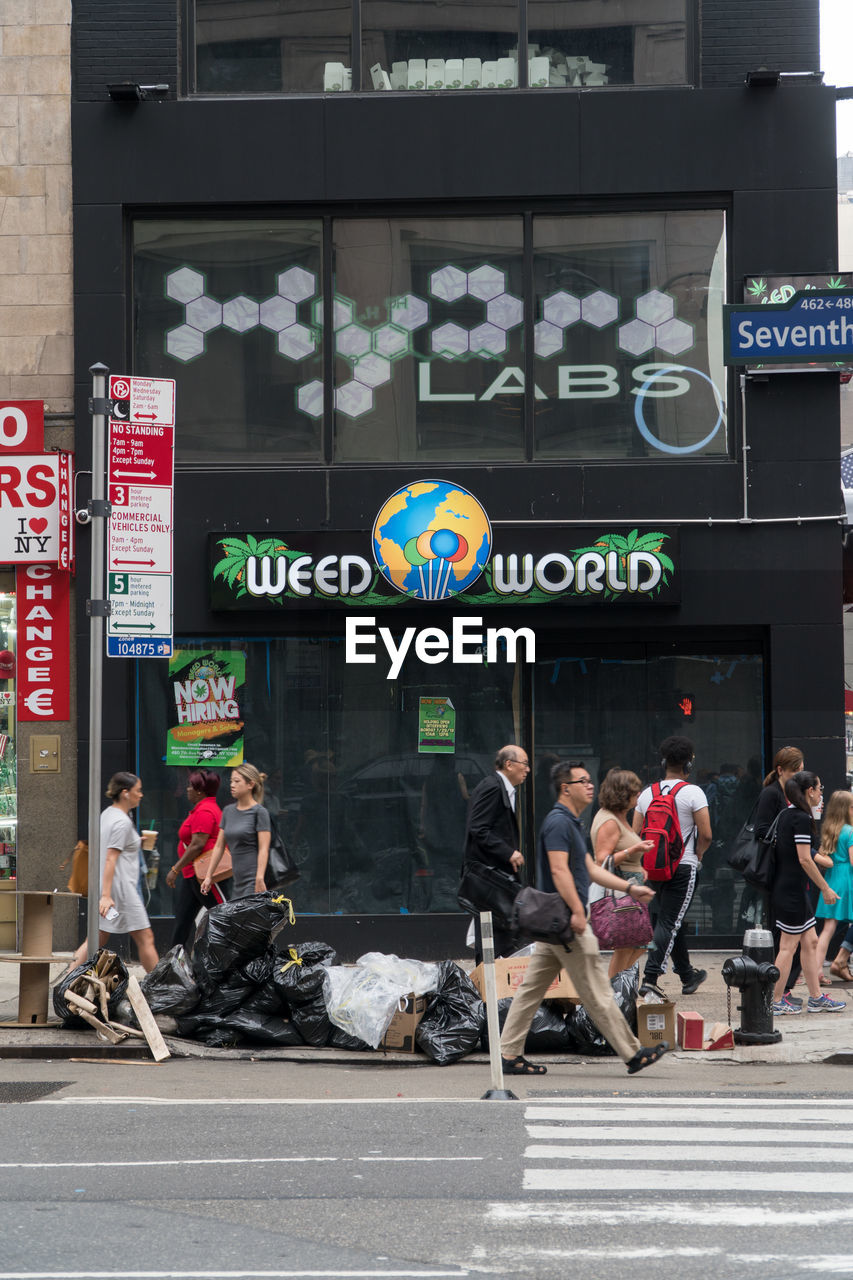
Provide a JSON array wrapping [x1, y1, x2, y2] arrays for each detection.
[[524, 1104, 853, 1124], [523, 1168, 848, 1193], [526, 1095, 853, 1108], [523, 1123, 849, 1144], [524, 1143, 853, 1163]]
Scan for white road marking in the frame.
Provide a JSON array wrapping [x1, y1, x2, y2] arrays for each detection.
[[524, 1104, 853, 1124], [0, 1156, 481, 1172], [524, 1168, 851, 1192], [523, 1143, 853, 1163], [0, 1273, 469, 1280], [523, 1123, 851, 1144], [488, 1202, 853, 1227], [35, 1097, 470, 1107]]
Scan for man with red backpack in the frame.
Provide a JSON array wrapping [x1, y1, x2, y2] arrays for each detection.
[[633, 736, 712, 997]]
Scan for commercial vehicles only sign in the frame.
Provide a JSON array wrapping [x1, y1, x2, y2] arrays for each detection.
[[106, 376, 175, 658], [724, 291, 853, 364]]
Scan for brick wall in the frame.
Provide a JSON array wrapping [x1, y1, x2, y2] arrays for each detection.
[[72, 0, 178, 102]]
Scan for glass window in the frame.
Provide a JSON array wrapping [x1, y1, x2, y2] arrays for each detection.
[[137, 635, 520, 917], [133, 219, 323, 463], [533, 210, 727, 459], [361, 0, 519, 91], [194, 0, 353, 94], [533, 645, 765, 937], [527, 1, 688, 88], [333, 217, 525, 460], [0, 573, 16, 885]]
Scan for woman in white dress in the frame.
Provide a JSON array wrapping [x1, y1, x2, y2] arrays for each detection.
[[71, 772, 159, 971]]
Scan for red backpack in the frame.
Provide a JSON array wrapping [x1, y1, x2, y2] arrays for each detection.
[[641, 781, 689, 882]]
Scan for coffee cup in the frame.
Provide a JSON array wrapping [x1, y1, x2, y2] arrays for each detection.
[[141, 829, 158, 851]]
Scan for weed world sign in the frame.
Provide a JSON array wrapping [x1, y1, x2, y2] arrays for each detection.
[[209, 483, 679, 610]]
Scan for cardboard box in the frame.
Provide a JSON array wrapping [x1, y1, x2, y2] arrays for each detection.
[[380, 993, 427, 1053], [469, 956, 578, 1004], [636, 996, 676, 1048], [676, 1009, 704, 1050], [704, 1021, 735, 1051]]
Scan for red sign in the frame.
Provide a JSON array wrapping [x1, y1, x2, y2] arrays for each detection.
[[16, 564, 70, 721], [0, 401, 44, 454], [57, 451, 74, 572], [108, 421, 174, 486]]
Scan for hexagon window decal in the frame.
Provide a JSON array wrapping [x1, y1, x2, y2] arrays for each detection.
[[467, 265, 506, 302], [352, 353, 392, 388], [297, 380, 323, 418], [636, 290, 674, 326], [542, 291, 581, 329], [335, 380, 374, 419], [336, 323, 372, 358], [166, 267, 205, 304], [469, 322, 507, 358], [373, 323, 410, 360], [312, 297, 355, 331], [277, 266, 317, 303], [390, 294, 429, 331], [259, 296, 297, 332], [222, 296, 260, 333], [487, 293, 524, 330], [278, 324, 318, 361], [534, 320, 564, 359], [617, 318, 656, 357], [431, 322, 469, 359], [166, 324, 205, 362], [656, 317, 695, 356], [581, 290, 619, 329], [185, 296, 223, 334], [429, 265, 467, 302]]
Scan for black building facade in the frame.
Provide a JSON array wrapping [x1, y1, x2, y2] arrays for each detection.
[[72, 2, 843, 957]]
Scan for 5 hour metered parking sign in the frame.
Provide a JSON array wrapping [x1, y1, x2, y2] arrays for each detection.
[[724, 290, 853, 364], [106, 375, 175, 658]]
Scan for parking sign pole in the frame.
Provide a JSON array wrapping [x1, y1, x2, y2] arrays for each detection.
[[86, 363, 110, 958]]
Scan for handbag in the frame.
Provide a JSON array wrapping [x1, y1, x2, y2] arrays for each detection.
[[511, 885, 574, 948], [264, 812, 300, 889], [194, 845, 233, 884], [457, 860, 520, 927], [741, 811, 781, 891], [727, 800, 761, 876], [588, 859, 653, 950]]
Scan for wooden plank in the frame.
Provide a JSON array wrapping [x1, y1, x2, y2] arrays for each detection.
[[125, 975, 170, 1062]]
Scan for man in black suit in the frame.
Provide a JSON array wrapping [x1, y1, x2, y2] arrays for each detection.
[[463, 744, 530, 961]]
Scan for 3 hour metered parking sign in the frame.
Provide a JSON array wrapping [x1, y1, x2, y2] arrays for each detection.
[[106, 375, 175, 658]]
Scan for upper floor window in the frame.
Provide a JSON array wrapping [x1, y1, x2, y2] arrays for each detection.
[[190, 0, 691, 95], [132, 207, 726, 466]]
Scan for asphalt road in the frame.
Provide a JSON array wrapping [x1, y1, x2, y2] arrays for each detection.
[[2, 1058, 853, 1279]]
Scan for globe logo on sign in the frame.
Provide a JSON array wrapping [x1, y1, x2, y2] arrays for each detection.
[[372, 481, 492, 601]]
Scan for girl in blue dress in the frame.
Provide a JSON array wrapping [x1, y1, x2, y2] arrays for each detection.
[[815, 790, 853, 978]]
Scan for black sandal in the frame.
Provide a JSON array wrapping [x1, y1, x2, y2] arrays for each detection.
[[626, 1041, 669, 1074], [501, 1055, 547, 1076]]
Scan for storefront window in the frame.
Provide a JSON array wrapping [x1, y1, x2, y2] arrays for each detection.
[[333, 217, 524, 460], [136, 208, 727, 463], [533, 645, 765, 937], [527, 1, 688, 89], [362, 0, 517, 91], [194, 0, 353, 94], [133, 219, 323, 463], [533, 210, 727, 459], [137, 635, 519, 918], [0, 574, 16, 885]]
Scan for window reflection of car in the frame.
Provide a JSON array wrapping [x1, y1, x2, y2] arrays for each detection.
[[339, 753, 490, 910]]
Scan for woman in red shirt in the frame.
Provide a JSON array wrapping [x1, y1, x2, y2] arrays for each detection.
[[165, 770, 227, 948]]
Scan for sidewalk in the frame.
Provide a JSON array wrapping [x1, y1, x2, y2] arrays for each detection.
[[2, 950, 853, 1065]]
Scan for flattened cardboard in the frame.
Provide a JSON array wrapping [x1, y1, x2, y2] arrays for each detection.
[[469, 955, 578, 1004]]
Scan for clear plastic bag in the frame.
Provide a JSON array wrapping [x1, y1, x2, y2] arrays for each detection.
[[323, 966, 410, 1049], [355, 951, 440, 997]]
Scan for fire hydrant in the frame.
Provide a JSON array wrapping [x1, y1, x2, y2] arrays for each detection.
[[721, 928, 782, 1045]]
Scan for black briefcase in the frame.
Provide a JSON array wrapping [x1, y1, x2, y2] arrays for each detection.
[[457, 861, 520, 927], [511, 885, 574, 948]]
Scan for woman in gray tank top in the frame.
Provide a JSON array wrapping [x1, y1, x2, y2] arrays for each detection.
[[200, 762, 271, 900]]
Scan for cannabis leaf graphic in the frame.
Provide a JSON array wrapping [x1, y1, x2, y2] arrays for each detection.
[[747, 279, 767, 298], [213, 536, 296, 601]]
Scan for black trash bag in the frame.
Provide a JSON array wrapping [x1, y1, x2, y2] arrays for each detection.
[[327, 1024, 372, 1051], [239, 982, 286, 1017], [272, 942, 338, 1047], [564, 964, 639, 1056], [239, 949, 276, 988], [219, 1006, 305, 1046], [139, 945, 200, 1017], [193, 893, 294, 991], [481, 997, 571, 1054], [415, 960, 484, 1066], [191, 970, 254, 1021], [53, 948, 129, 1027]]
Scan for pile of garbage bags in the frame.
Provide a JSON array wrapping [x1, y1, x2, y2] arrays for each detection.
[[137, 892, 639, 1064]]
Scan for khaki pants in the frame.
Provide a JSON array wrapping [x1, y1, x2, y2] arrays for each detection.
[[499, 928, 641, 1064]]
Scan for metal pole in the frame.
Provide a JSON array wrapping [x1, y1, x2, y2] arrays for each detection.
[[86, 363, 110, 960], [480, 911, 517, 1101]]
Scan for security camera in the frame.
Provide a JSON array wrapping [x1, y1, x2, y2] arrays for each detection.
[[75, 508, 92, 526]]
